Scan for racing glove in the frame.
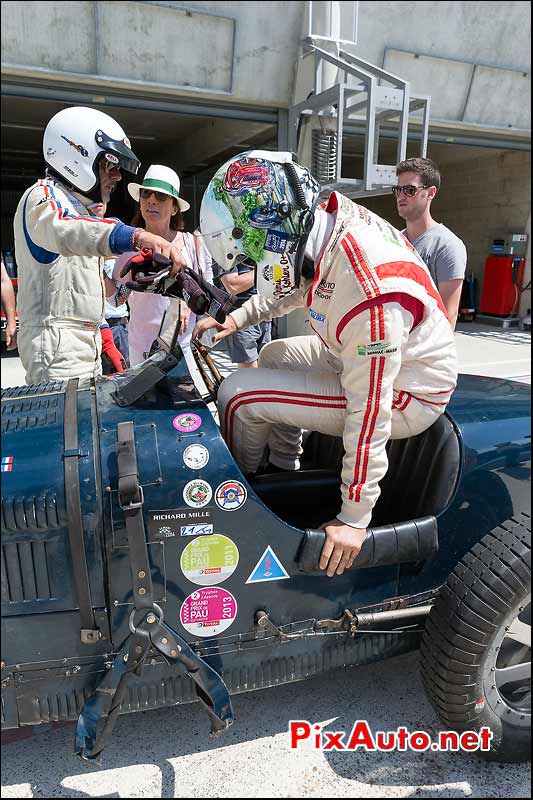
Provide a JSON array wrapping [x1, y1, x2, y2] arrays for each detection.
[[172, 268, 237, 324], [119, 249, 173, 290], [100, 325, 127, 374], [120, 249, 237, 324]]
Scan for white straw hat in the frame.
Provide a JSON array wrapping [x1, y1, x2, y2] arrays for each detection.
[[128, 164, 190, 211]]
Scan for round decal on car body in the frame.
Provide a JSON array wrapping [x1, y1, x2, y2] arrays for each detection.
[[183, 479, 212, 508], [173, 413, 202, 433], [180, 534, 239, 585], [183, 443, 209, 470], [180, 587, 237, 637], [215, 480, 247, 511]]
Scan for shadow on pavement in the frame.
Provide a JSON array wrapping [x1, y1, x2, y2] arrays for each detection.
[[2, 652, 529, 798]]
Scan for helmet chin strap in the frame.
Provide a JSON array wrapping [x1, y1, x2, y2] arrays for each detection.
[[87, 182, 104, 204], [301, 255, 316, 281], [293, 235, 309, 288]]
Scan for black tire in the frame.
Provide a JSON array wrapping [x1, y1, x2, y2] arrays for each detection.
[[420, 512, 531, 762]]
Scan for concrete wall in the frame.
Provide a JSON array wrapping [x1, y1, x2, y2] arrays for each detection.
[[1, 0, 305, 107], [362, 150, 532, 315], [355, 1, 530, 74], [2, 1, 531, 130], [435, 151, 531, 313], [351, 2, 532, 131]]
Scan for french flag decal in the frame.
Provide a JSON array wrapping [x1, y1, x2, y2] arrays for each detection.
[[1, 456, 13, 472]]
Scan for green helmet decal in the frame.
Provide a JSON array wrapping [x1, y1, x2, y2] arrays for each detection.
[[212, 176, 268, 263]]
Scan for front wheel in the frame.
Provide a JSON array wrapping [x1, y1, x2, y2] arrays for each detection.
[[420, 513, 531, 762]]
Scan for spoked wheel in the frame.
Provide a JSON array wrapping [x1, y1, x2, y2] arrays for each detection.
[[191, 339, 224, 403]]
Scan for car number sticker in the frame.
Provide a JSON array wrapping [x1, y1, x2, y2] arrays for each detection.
[[246, 546, 290, 584], [215, 480, 247, 511], [180, 587, 237, 637], [183, 479, 212, 508], [180, 534, 239, 585], [180, 523, 214, 537], [173, 413, 202, 432], [182, 443, 209, 470]]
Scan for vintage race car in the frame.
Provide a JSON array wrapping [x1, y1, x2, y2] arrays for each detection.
[[1, 339, 530, 763]]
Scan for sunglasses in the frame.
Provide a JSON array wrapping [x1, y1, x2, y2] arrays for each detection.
[[392, 184, 430, 197], [139, 188, 171, 201], [102, 158, 121, 175]]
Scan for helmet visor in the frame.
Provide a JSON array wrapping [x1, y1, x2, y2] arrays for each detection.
[[95, 129, 140, 174]]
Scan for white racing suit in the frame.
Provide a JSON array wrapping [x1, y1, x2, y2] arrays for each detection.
[[218, 192, 458, 529], [14, 177, 138, 384]]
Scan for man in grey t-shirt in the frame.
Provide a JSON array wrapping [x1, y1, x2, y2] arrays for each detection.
[[393, 157, 466, 328]]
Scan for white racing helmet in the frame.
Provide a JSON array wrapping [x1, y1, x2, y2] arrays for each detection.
[[42, 106, 140, 202], [200, 151, 320, 300]]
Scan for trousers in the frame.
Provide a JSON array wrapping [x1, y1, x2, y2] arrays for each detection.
[[217, 336, 443, 473]]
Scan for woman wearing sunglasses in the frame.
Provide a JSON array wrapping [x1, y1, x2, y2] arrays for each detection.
[[114, 165, 213, 373]]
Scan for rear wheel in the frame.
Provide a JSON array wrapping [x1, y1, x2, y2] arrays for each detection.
[[420, 512, 531, 762]]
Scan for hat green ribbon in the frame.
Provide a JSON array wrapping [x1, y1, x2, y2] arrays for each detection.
[[142, 178, 179, 198]]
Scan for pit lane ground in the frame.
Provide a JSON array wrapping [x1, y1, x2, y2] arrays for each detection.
[[1, 323, 530, 798]]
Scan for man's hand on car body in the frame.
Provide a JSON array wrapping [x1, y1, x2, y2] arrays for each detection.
[[320, 518, 367, 577]]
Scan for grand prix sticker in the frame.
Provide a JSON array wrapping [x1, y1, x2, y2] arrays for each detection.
[[215, 480, 247, 511], [182, 443, 209, 470], [246, 546, 290, 584], [183, 479, 212, 508], [180, 534, 239, 585], [173, 413, 202, 433], [180, 587, 237, 637]]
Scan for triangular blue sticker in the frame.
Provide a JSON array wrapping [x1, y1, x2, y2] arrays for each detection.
[[245, 546, 290, 584]]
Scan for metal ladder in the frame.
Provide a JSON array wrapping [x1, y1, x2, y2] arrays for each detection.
[[288, 39, 431, 198]]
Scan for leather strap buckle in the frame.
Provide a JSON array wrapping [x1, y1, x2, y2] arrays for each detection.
[[119, 484, 144, 511]]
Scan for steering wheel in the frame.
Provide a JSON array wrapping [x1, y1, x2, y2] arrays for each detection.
[[191, 340, 224, 403]]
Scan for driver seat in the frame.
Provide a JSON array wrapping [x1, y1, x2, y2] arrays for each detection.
[[250, 414, 461, 530]]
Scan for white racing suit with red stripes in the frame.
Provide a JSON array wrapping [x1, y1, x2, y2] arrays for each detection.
[[218, 192, 458, 529], [14, 177, 138, 384]]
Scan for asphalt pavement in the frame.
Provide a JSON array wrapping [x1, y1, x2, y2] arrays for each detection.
[[1, 651, 530, 798]]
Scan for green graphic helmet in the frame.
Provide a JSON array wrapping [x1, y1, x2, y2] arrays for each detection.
[[200, 151, 320, 300]]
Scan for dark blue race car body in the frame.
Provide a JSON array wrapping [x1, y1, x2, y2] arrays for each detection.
[[1, 347, 530, 759]]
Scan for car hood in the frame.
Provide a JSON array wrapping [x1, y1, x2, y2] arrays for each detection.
[[448, 373, 531, 426]]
